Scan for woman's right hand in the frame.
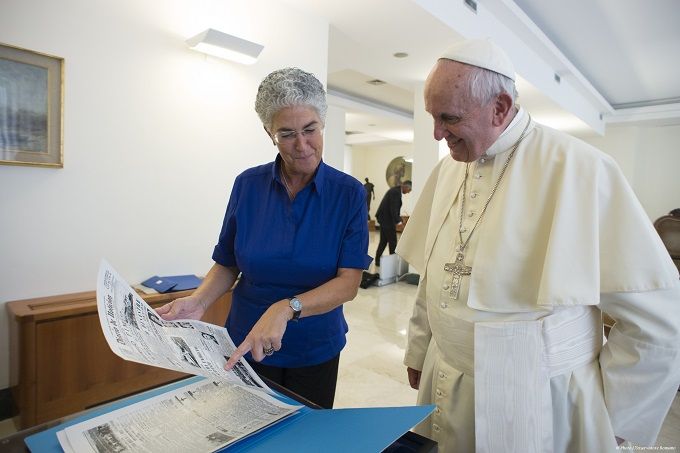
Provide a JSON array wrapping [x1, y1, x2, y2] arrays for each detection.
[[156, 295, 207, 321]]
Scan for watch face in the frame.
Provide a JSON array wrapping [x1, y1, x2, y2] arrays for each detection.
[[290, 298, 302, 311]]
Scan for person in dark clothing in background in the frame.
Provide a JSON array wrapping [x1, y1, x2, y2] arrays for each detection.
[[375, 180, 412, 266], [364, 178, 375, 219]]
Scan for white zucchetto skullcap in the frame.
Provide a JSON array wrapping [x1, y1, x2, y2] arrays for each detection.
[[439, 38, 515, 81]]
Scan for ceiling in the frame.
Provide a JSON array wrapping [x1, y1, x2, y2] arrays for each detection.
[[513, 0, 680, 109], [283, 0, 680, 146]]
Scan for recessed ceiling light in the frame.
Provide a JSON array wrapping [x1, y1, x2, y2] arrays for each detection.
[[366, 79, 386, 86], [393, 52, 409, 58]]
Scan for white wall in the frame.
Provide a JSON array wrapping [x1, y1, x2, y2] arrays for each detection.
[[411, 82, 441, 206], [0, 0, 329, 389], [577, 124, 680, 221], [350, 143, 415, 219], [324, 104, 346, 171], [343, 144, 353, 175]]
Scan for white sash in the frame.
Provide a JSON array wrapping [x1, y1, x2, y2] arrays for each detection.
[[443, 306, 602, 452]]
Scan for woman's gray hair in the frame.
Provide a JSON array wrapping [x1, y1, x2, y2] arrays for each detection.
[[467, 66, 518, 105], [255, 67, 328, 131]]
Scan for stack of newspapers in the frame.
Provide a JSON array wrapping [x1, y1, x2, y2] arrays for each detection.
[[56, 260, 302, 453]]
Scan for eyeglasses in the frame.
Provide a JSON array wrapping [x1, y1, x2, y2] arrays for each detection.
[[273, 125, 322, 144]]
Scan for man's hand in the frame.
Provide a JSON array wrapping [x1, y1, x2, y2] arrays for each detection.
[[407, 367, 422, 390]]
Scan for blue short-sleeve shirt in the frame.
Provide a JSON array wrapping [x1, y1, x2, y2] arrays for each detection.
[[212, 156, 371, 367]]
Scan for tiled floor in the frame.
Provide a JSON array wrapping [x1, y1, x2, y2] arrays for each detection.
[[335, 274, 418, 409], [658, 398, 680, 449], [1, 231, 678, 449]]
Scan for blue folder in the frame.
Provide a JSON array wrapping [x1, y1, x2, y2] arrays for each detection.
[[163, 274, 203, 291], [140, 276, 177, 293], [25, 376, 434, 452], [141, 274, 203, 293]]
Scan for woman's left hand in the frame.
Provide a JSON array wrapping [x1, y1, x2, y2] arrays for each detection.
[[224, 299, 292, 370]]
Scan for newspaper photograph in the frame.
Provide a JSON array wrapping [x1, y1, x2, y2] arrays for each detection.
[[59, 378, 302, 453], [96, 259, 271, 394]]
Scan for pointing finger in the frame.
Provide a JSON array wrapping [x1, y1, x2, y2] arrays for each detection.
[[225, 340, 252, 370]]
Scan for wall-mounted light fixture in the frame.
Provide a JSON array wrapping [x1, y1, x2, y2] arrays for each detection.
[[186, 29, 263, 65]]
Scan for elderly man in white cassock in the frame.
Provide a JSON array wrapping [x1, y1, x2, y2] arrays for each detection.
[[397, 38, 680, 452]]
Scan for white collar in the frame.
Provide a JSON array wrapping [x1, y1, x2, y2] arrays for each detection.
[[500, 106, 524, 139], [485, 106, 526, 157]]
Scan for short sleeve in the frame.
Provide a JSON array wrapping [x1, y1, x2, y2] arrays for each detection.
[[212, 176, 241, 267], [337, 185, 372, 270]]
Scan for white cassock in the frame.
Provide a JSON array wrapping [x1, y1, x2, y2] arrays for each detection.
[[397, 108, 680, 453]]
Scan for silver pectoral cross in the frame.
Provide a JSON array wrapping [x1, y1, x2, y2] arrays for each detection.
[[444, 252, 472, 299]]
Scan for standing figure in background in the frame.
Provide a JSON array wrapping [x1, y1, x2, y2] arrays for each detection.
[[398, 38, 680, 452], [157, 67, 371, 409], [364, 177, 375, 220], [375, 180, 412, 266]]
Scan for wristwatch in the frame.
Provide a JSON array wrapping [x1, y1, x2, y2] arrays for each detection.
[[288, 297, 302, 321]]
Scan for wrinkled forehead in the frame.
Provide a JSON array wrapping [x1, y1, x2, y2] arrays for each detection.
[[424, 61, 473, 111], [426, 60, 473, 94]]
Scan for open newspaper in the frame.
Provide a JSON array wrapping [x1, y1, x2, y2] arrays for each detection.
[[57, 259, 302, 453]]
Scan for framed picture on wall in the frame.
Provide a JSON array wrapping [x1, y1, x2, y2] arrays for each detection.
[[0, 42, 64, 168]]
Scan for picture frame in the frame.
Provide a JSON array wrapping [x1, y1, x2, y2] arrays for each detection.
[[0, 42, 64, 168]]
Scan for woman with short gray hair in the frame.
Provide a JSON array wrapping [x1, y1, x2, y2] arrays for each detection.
[[255, 67, 328, 131], [158, 67, 370, 408]]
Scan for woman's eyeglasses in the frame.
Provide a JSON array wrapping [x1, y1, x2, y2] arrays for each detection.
[[274, 126, 322, 144]]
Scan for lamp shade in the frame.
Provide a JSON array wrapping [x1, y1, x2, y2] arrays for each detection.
[[186, 28, 263, 65]]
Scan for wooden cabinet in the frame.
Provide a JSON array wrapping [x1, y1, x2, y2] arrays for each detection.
[[7, 288, 231, 429]]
